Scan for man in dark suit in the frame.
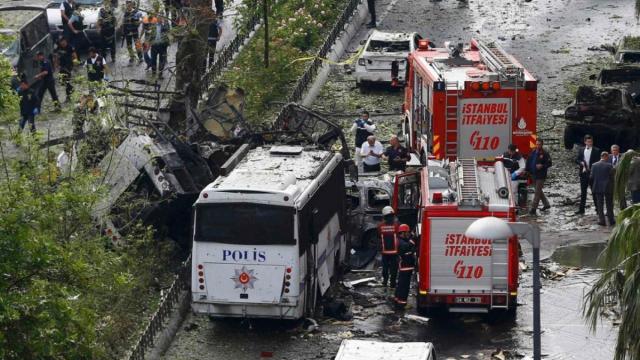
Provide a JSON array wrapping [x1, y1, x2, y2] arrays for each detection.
[[575, 134, 600, 214], [590, 151, 615, 226], [608, 144, 627, 210]]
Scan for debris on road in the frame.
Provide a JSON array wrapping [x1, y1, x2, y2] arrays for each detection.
[[404, 314, 430, 324], [344, 277, 377, 288]]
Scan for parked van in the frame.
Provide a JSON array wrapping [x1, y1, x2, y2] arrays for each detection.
[[0, 5, 54, 81]]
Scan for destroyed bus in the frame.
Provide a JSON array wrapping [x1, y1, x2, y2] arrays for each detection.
[[397, 39, 537, 161], [191, 144, 349, 319], [392, 159, 518, 316]]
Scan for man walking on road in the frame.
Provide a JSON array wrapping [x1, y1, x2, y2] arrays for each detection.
[[394, 224, 416, 310], [367, 0, 376, 28], [591, 152, 615, 226], [575, 135, 600, 215], [351, 110, 376, 169], [379, 206, 399, 289], [34, 51, 61, 111], [526, 139, 552, 216], [98, 3, 117, 62]]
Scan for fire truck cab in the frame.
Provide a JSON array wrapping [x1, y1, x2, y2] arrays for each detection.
[[393, 159, 518, 315], [400, 39, 537, 161]]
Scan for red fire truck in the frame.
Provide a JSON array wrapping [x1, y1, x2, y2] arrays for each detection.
[[392, 159, 518, 315], [398, 39, 537, 161]]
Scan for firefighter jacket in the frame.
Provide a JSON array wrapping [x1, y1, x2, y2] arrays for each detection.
[[398, 237, 416, 271], [378, 220, 399, 255]]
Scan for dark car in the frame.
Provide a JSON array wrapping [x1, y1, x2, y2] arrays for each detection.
[[0, 5, 54, 81], [564, 80, 640, 151]]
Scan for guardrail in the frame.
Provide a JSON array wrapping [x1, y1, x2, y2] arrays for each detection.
[[126, 254, 191, 360], [274, 0, 361, 122]]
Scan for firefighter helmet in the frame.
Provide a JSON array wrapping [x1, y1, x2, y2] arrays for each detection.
[[398, 224, 410, 232], [382, 206, 395, 216]]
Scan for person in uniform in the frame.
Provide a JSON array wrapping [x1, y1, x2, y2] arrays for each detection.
[[122, 0, 144, 63], [54, 36, 78, 102], [98, 3, 117, 62], [145, 15, 171, 78], [350, 110, 375, 169], [379, 206, 399, 288], [60, 0, 75, 41], [86, 47, 108, 82], [207, 13, 223, 68], [383, 135, 411, 171], [17, 75, 40, 132], [34, 51, 61, 111], [394, 224, 416, 310]]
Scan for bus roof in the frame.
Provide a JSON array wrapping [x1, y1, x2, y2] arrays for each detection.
[[200, 146, 341, 207]]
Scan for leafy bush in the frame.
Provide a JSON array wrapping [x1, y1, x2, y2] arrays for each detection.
[[224, 0, 349, 123]]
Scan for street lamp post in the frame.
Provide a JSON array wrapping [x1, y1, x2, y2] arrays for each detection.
[[465, 217, 541, 360]]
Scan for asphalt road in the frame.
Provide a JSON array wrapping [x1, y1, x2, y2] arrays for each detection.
[[162, 0, 626, 359]]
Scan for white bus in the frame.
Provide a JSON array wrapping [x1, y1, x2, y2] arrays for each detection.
[[191, 145, 348, 319]]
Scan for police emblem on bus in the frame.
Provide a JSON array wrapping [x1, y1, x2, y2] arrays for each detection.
[[231, 266, 258, 290]]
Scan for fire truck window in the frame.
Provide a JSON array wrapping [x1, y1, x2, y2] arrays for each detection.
[[367, 40, 411, 53], [367, 188, 390, 209], [398, 182, 420, 209]]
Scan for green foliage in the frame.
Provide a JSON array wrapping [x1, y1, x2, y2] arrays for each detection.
[[224, 0, 349, 123], [0, 135, 179, 359]]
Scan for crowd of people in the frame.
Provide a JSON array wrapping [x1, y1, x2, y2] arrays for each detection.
[[14, 0, 225, 133]]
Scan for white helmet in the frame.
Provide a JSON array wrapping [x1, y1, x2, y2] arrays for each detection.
[[382, 206, 395, 216]]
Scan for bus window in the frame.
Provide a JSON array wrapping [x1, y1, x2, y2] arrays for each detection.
[[368, 188, 390, 209], [194, 203, 295, 245]]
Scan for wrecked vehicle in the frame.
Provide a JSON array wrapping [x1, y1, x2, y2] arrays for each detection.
[[345, 174, 394, 250], [335, 340, 436, 360], [355, 30, 422, 86], [614, 36, 640, 65], [564, 77, 640, 150]]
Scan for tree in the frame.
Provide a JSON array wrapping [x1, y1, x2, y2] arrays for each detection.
[[585, 150, 640, 360]]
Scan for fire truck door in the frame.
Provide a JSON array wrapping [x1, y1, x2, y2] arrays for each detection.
[[392, 172, 420, 228]]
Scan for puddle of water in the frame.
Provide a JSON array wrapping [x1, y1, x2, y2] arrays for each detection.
[[550, 243, 607, 268]]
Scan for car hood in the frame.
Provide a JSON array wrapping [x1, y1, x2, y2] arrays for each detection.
[[362, 51, 410, 58]]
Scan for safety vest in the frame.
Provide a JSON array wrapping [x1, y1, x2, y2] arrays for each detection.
[[379, 223, 399, 255], [398, 239, 416, 271]]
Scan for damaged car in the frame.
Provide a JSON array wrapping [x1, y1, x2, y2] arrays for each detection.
[[355, 30, 421, 87]]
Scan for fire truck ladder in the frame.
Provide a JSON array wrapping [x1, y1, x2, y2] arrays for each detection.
[[445, 81, 459, 158], [477, 41, 523, 80], [490, 237, 510, 310], [456, 159, 483, 209]]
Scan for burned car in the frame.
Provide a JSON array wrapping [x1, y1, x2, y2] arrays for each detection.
[[564, 69, 640, 150]]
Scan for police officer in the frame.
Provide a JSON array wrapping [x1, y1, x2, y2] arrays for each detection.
[[98, 3, 117, 62], [54, 36, 78, 102], [17, 75, 40, 132], [86, 47, 108, 82], [350, 110, 376, 169], [34, 51, 60, 111], [60, 0, 75, 41], [394, 224, 416, 309], [379, 205, 399, 288], [67, 4, 85, 50], [122, 0, 144, 63]]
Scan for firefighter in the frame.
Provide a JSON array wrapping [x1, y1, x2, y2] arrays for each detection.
[[122, 0, 144, 63], [394, 224, 416, 309], [379, 205, 399, 288]]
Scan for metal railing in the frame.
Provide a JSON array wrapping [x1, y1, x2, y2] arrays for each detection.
[[126, 254, 191, 360], [274, 0, 361, 123]]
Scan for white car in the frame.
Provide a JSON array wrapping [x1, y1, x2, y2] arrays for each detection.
[[46, 0, 122, 47], [355, 30, 421, 87]]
